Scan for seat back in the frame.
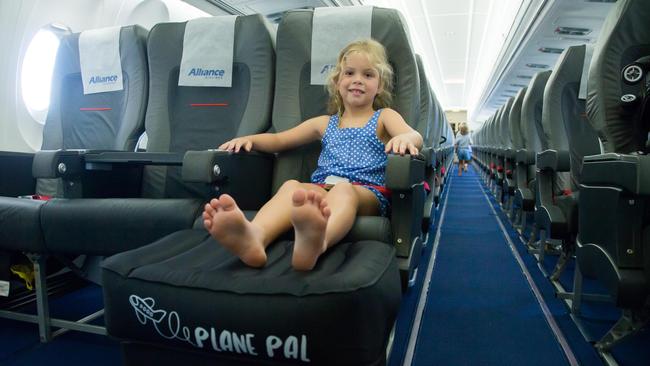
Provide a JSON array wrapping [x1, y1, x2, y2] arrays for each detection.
[[587, 0, 650, 154], [141, 15, 274, 200], [509, 88, 527, 151], [38, 25, 148, 196], [499, 97, 515, 149], [271, 7, 420, 192], [521, 71, 551, 178], [548, 45, 601, 191]]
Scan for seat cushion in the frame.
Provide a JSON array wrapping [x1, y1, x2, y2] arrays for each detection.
[[42, 198, 203, 255], [103, 228, 400, 366], [0, 197, 46, 252]]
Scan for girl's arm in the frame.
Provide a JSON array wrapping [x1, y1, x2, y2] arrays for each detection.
[[381, 108, 423, 156], [219, 115, 329, 153]]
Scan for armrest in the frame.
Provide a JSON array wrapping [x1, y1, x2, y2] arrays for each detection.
[[582, 153, 650, 195], [182, 150, 273, 183], [536, 149, 570, 172], [516, 149, 536, 165], [0, 151, 36, 196], [385, 154, 426, 190], [32, 150, 185, 198], [182, 150, 274, 210]]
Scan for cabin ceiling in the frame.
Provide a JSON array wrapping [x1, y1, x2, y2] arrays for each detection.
[[188, 0, 615, 127]]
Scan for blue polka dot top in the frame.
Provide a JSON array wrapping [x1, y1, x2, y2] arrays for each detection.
[[311, 109, 387, 186]]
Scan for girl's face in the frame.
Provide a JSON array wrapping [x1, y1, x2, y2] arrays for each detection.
[[337, 52, 381, 111]]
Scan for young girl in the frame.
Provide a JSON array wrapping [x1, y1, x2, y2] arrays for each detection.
[[455, 123, 472, 176], [203, 39, 423, 271]]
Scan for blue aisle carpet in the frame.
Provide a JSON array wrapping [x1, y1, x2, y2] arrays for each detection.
[[409, 166, 571, 366]]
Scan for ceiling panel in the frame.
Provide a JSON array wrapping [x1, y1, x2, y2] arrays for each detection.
[[424, 0, 471, 16], [430, 15, 469, 60]]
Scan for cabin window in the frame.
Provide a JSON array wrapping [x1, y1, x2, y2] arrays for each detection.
[[21, 25, 69, 124]]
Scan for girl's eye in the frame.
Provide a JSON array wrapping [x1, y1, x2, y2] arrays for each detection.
[[345, 71, 353, 75]]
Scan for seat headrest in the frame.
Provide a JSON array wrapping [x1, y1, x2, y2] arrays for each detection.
[[586, 0, 650, 153]]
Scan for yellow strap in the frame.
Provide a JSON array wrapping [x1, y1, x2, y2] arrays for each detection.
[[10, 264, 34, 291]]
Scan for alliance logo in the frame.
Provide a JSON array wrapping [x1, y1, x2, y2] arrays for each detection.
[[89, 74, 118, 85], [188, 68, 225, 79], [320, 64, 335, 75]]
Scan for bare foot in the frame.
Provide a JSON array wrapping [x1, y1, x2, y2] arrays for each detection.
[[203, 194, 267, 267], [290, 189, 331, 271]]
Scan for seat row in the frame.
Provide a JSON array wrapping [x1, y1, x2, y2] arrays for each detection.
[[472, 0, 649, 357], [0, 6, 454, 365]]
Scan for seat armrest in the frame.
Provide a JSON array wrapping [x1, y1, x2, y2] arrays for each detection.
[[536, 149, 570, 172], [32, 149, 86, 179], [581, 154, 650, 195], [182, 150, 274, 209], [182, 150, 273, 183], [516, 149, 536, 165], [33, 150, 185, 198], [385, 154, 426, 190]]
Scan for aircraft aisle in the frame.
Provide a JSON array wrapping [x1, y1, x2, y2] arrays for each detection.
[[393, 164, 599, 366]]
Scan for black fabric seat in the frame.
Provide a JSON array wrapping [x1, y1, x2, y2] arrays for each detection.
[[40, 14, 275, 256], [574, 0, 650, 351], [104, 226, 398, 366], [103, 6, 427, 365], [532, 45, 600, 277], [0, 25, 149, 255], [0, 25, 149, 342]]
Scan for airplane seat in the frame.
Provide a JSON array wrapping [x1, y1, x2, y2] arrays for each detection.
[[102, 6, 425, 366], [0, 25, 148, 266], [574, 0, 650, 350], [40, 15, 275, 258], [504, 88, 527, 218], [512, 71, 551, 231], [494, 97, 514, 202], [3, 15, 275, 343], [533, 45, 598, 271], [415, 55, 437, 233]]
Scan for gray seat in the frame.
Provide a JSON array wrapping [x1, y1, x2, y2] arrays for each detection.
[[41, 15, 275, 257], [4, 15, 275, 343], [533, 45, 599, 273], [574, 0, 650, 351], [103, 7, 426, 366], [0, 24, 149, 342], [512, 71, 550, 230]]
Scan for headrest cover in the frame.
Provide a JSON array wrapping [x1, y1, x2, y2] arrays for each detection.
[[79, 27, 123, 94], [179, 16, 237, 87], [310, 6, 373, 85]]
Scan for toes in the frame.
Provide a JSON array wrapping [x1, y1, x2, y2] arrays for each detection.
[[218, 194, 236, 210], [292, 189, 307, 206], [203, 219, 212, 230], [322, 206, 331, 218], [208, 198, 220, 210]]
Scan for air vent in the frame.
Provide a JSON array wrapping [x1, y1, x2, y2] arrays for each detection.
[[505, 89, 519, 93], [584, 0, 616, 3], [526, 63, 549, 69], [517, 75, 533, 79], [510, 83, 527, 88], [538, 47, 564, 54], [555, 26, 592, 36]]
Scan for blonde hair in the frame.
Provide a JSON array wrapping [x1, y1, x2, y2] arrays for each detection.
[[459, 123, 469, 135], [326, 39, 394, 115]]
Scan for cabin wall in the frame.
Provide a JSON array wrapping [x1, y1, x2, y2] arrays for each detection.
[[0, 0, 217, 153]]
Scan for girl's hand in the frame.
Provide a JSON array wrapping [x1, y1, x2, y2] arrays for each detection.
[[385, 135, 419, 156], [219, 137, 253, 153]]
